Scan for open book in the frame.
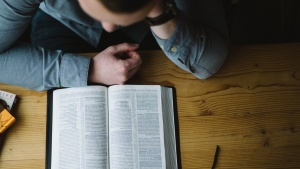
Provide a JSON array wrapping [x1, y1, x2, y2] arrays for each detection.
[[46, 85, 180, 169]]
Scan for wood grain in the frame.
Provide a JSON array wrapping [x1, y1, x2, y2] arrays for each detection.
[[1, 43, 300, 169]]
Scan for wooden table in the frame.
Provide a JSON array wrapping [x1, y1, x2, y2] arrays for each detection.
[[1, 43, 300, 168]]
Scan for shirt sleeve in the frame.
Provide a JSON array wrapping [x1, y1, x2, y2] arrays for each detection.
[[0, 0, 91, 91], [0, 43, 91, 91], [152, 11, 229, 79]]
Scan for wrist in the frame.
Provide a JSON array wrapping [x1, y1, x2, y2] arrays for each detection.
[[87, 57, 95, 83], [145, 0, 177, 27], [147, 0, 166, 18]]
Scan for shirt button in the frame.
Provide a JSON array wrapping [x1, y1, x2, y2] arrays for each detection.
[[160, 45, 164, 50], [171, 47, 177, 53]]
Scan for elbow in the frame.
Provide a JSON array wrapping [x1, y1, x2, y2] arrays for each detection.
[[192, 31, 229, 79]]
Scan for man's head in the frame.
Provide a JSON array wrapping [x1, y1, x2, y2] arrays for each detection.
[[98, 0, 151, 13], [78, 0, 158, 32]]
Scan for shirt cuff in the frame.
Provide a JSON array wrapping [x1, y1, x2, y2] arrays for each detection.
[[60, 53, 91, 87], [151, 14, 227, 80], [151, 14, 207, 76]]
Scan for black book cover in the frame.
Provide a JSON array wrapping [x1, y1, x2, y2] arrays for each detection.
[[45, 86, 181, 169]]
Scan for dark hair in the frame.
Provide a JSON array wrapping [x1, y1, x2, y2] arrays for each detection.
[[99, 0, 152, 13]]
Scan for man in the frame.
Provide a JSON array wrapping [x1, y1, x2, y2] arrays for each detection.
[[0, 0, 229, 91]]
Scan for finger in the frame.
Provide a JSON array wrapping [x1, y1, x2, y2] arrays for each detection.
[[110, 43, 139, 54], [115, 52, 131, 60], [126, 64, 142, 80], [120, 51, 142, 70], [114, 64, 141, 85], [116, 50, 140, 60]]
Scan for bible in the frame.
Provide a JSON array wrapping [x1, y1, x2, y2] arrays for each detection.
[[46, 85, 180, 169]]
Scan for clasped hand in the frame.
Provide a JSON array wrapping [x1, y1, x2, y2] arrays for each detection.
[[88, 43, 142, 85]]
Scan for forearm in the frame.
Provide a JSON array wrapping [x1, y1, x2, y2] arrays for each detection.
[[148, 0, 177, 40], [0, 43, 90, 91], [0, 0, 91, 91], [150, 18, 177, 40]]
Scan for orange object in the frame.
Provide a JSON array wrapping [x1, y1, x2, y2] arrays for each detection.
[[0, 105, 16, 133]]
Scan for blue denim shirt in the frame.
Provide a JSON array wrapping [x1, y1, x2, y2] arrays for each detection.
[[0, 0, 228, 91]]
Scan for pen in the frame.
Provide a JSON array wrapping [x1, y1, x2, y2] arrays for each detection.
[[212, 145, 220, 169]]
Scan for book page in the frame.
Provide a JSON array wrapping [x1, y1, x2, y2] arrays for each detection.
[[51, 86, 108, 169], [108, 85, 166, 169], [0, 90, 16, 111], [161, 87, 178, 169]]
